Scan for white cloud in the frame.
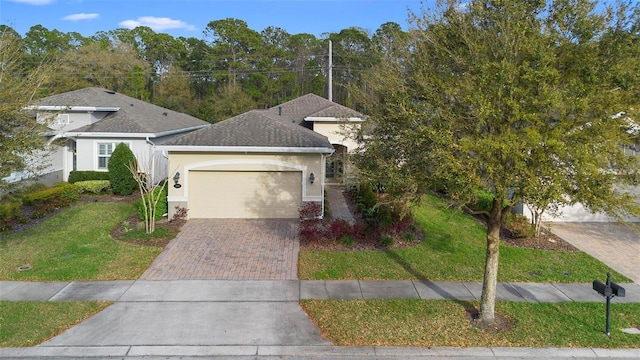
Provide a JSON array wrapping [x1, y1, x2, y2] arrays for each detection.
[[119, 16, 196, 32], [62, 13, 99, 21], [7, 0, 54, 5]]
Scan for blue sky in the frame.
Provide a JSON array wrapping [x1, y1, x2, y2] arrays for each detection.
[[1, 0, 432, 39]]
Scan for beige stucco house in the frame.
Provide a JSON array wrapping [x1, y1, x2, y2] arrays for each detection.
[[158, 94, 364, 219]]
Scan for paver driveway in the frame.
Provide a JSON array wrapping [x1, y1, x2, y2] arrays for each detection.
[[550, 222, 640, 283], [140, 219, 299, 280]]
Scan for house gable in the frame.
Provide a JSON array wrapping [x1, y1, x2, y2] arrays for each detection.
[[32, 87, 209, 139]]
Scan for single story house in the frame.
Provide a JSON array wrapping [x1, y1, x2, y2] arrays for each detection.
[[157, 94, 365, 219], [15, 87, 210, 185]]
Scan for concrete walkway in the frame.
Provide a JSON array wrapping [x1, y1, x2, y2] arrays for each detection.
[[326, 185, 358, 223], [2, 279, 640, 359], [550, 222, 640, 283], [2, 279, 640, 303]]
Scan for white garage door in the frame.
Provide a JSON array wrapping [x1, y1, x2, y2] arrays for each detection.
[[189, 171, 302, 218]]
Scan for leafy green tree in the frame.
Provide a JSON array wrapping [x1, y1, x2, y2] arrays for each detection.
[[205, 18, 263, 87], [287, 33, 325, 96], [354, 0, 640, 324], [0, 26, 54, 190], [108, 143, 138, 196], [211, 83, 257, 122], [22, 25, 87, 68], [48, 41, 151, 95], [327, 27, 376, 106], [154, 65, 194, 113]]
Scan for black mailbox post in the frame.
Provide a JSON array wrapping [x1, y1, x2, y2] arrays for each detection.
[[592, 273, 626, 337]]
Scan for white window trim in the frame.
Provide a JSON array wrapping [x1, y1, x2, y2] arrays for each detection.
[[95, 141, 131, 171], [57, 114, 70, 125]]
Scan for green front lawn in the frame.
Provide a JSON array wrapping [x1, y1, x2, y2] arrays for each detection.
[[302, 300, 640, 348], [299, 195, 630, 282], [0, 202, 162, 281], [0, 301, 111, 347]]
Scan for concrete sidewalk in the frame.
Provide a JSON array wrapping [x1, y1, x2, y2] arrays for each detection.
[[2, 280, 640, 359], [2, 279, 639, 303], [3, 345, 640, 359]]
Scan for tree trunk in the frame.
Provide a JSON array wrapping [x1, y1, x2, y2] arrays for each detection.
[[480, 198, 503, 323]]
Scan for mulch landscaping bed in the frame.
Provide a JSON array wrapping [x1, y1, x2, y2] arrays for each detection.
[[5, 189, 576, 253], [109, 212, 183, 248], [2, 193, 183, 249], [502, 226, 578, 252], [301, 189, 579, 253]]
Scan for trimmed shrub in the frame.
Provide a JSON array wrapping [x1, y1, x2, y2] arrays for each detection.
[[505, 214, 535, 238], [402, 232, 417, 242], [299, 202, 322, 220], [328, 219, 353, 240], [137, 185, 168, 221], [68, 171, 111, 183], [339, 234, 355, 247], [172, 206, 188, 221], [380, 235, 395, 247], [108, 143, 137, 195], [299, 219, 325, 242], [74, 180, 111, 194], [22, 182, 79, 206], [359, 183, 378, 209], [0, 201, 22, 231], [373, 204, 394, 228], [22, 182, 79, 218], [55, 182, 80, 204]]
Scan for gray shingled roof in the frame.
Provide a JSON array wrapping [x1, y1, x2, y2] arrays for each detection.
[[34, 87, 209, 135], [263, 93, 364, 125], [164, 110, 332, 149]]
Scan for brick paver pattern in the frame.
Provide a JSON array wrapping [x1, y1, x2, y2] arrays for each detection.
[[140, 219, 299, 280]]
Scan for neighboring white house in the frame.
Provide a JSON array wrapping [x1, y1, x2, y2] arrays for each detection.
[[14, 87, 209, 185], [520, 143, 640, 223]]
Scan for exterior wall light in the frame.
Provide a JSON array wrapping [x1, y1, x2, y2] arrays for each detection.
[[173, 172, 181, 188], [309, 172, 315, 184]]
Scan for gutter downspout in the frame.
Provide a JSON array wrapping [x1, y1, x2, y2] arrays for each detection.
[[145, 137, 156, 186], [47, 133, 68, 181], [320, 153, 325, 220]]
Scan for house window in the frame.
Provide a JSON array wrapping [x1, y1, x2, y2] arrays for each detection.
[[97, 142, 129, 170], [57, 114, 70, 125]]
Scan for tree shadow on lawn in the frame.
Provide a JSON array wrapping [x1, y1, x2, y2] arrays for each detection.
[[384, 250, 515, 332]]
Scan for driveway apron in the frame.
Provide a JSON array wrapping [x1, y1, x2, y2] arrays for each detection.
[[39, 218, 333, 348], [140, 219, 300, 280], [550, 222, 640, 283]]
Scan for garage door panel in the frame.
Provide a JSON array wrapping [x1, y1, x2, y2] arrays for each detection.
[[189, 171, 302, 218]]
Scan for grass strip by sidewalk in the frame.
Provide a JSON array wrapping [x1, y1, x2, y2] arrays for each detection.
[[298, 195, 630, 282], [0, 202, 162, 281], [301, 299, 640, 348], [0, 301, 111, 347]]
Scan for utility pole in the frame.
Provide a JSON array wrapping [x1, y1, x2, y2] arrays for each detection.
[[328, 40, 333, 102]]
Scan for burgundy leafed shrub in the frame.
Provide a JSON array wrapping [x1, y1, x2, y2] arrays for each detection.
[[328, 219, 353, 239], [299, 219, 325, 242], [299, 202, 322, 220]]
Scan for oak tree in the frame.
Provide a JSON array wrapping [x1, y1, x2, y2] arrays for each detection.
[[354, 0, 640, 323]]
